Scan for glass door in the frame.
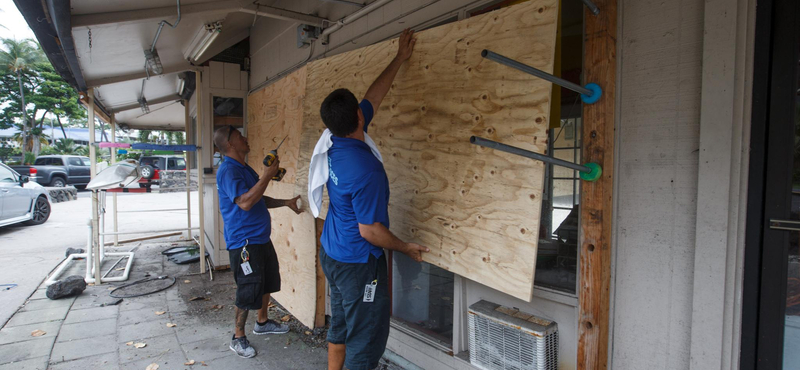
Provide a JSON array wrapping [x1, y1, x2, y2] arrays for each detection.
[[747, 0, 800, 368]]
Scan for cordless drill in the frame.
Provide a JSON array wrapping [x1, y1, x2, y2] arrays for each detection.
[[263, 135, 287, 181]]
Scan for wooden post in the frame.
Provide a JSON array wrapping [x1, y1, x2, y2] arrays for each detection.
[[196, 71, 207, 274], [111, 114, 119, 247], [577, 0, 616, 368], [315, 218, 326, 328], [185, 101, 192, 240], [88, 88, 102, 285]]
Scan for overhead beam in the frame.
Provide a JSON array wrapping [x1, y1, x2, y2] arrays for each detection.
[[112, 94, 182, 113], [71, 1, 241, 28], [86, 65, 196, 88], [79, 94, 111, 124], [239, 5, 326, 27]]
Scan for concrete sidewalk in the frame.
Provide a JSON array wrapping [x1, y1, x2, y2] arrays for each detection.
[[0, 238, 329, 370]]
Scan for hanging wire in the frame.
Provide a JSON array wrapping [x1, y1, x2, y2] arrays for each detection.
[[87, 28, 93, 64]]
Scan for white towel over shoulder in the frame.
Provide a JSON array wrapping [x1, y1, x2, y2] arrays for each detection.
[[308, 129, 383, 218]]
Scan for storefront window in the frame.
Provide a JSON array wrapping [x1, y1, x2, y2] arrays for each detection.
[[392, 253, 454, 346], [535, 116, 581, 294]]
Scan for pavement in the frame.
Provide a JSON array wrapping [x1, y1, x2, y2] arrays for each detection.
[[0, 189, 199, 327], [0, 236, 330, 370], [0, 190, 407, 370]]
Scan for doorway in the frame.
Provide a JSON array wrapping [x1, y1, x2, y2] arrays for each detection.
[[741, 0, 800, 368]]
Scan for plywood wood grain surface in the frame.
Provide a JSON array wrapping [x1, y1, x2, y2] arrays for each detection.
[[246, 67, 318, 327], [247, 67, 307, 184], [296, 0, 557, 301]]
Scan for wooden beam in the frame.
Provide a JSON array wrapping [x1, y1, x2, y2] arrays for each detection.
[[71, 1, 241, 28], [577, 0, 616, 368], [79, 94, 111, 124], [238, 5, 326, 27], [86, 65, 194, 88], [315, 217, 326, 328], [112, 94, 182, 113]]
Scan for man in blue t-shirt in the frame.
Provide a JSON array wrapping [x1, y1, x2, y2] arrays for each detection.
[[213, 125, 303, 359], [318, 29, 429, 370]]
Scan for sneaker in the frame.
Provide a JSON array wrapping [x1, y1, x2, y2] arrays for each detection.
[[230, 335, 257, 358], [253, 319, 290, 335]]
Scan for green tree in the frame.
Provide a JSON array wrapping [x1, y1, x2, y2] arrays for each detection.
[[9, 122, 48, 150], [51, 138, 79, 154], [0, 38, 45, 159], [137, 130, 152, 143]]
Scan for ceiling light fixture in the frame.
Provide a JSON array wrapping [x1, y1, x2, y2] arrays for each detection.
[[138, 96, 150, 114], [144, 48, 164, 75], [184, 21, 223, 64]]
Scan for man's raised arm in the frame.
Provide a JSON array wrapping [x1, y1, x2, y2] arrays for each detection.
[[363, 29, 416, 111]]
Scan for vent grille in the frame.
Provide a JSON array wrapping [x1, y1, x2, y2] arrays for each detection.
[[468, 300, 558, 370]]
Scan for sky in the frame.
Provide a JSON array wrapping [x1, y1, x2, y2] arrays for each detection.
[[0, 0, 36, 41]]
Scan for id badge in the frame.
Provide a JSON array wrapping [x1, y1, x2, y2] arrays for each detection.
[[363, 280, 377, 303], [241, 261, 253, 275]]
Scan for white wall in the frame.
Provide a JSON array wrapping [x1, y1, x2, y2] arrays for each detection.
[[612, 0, 755, 369], [612, 0, 703, 368]]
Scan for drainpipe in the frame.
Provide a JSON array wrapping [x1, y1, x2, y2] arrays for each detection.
[[320, 0, 393, 44]]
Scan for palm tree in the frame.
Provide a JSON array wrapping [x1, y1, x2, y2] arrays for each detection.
[[0, 38, 45, 160], [52, 138, 79, 154], [10, 123, 49, 151]]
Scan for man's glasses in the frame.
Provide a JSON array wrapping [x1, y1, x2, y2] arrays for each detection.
[[227, 125, 237, 141]]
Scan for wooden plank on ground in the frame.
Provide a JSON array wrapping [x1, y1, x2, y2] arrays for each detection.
[[296, 0, 558, 301], [578, 0, 616, 368]]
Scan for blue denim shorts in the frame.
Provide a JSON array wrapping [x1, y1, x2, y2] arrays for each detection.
[[320, 247, 390, 370]]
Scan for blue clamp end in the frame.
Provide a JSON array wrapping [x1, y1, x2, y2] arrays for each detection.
[[580, 83, 602, 104]]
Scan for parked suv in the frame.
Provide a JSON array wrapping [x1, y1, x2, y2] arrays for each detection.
[[138, 155, 186, 189], [10, 155, 91, 188], [0, 163, 51, 227]]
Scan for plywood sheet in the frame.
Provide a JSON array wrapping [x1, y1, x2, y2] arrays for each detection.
[[262, 181, 318, 328], [296, 0, 557, 301], [247, 67, 318, 327], [247, 67, 307, 184]]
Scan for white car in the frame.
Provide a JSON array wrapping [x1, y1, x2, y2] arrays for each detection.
[[0, 163, 51, 227]]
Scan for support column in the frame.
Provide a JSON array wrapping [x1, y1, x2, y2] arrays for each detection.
[[185, 101, 192, 240], [196, 71, 207, 274], [88, 88, 102, 285], [578, 0, 616, 368], [111, 114, 119, 247]]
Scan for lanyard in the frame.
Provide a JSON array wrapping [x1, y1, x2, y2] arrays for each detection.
[[240, 239, 250, 262]]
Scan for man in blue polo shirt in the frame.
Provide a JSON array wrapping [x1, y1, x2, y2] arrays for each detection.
[[213, 125, 303, 358], [317, 29, 429, 370]]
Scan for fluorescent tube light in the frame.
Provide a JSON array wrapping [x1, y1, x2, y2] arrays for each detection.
[[185, 21, 222, 63]]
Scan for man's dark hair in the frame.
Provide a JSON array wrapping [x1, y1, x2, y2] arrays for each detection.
[[320, 88, 359, 137]]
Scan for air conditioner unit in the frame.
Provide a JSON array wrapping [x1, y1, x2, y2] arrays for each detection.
[[468, 300, 558, 370]]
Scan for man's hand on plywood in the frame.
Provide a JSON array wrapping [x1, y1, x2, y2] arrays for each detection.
[[395, 28, 416, 63], [363, 29, 417, 111]]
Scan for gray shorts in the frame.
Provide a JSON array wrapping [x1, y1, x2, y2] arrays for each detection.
[[320, 247, 390, 370]]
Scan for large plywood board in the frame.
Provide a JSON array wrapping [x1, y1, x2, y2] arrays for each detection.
[[247, 67, 318, 327], [296, 0, 557, 301], [247, 67, 307, 184]]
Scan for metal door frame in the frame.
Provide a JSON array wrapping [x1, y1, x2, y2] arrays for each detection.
[[741, 0, 800, 367]]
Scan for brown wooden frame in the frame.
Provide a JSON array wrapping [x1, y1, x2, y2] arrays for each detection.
[[578, 0, 617, 368]]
